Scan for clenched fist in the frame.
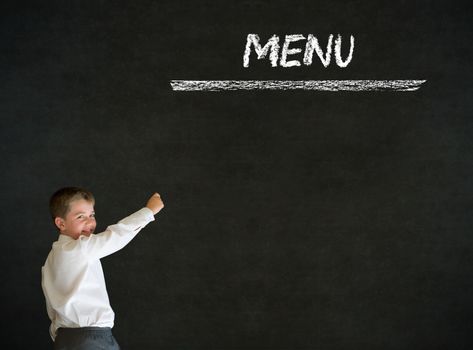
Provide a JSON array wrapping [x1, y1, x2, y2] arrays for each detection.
[[146, 193, 164, 215]]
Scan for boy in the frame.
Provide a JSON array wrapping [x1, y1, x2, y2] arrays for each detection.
[[41, 187, 164, 349]]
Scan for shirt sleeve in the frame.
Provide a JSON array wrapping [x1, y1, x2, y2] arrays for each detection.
[[77, 207, 155, 260]]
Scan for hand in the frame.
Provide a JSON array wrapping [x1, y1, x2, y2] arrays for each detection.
[[146, 193, 164, 215]]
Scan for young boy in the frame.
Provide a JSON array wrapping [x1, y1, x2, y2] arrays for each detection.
[[41, 187, 164, 349]]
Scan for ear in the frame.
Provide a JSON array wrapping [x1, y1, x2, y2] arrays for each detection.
[[54, 217, 65, 231]]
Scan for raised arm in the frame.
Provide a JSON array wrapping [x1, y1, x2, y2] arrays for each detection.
[[78, 193, 164, 260]]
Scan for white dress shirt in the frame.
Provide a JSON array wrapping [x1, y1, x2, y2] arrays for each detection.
[[41, 207, 155, 340]]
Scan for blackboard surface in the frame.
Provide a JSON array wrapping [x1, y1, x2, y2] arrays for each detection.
[[2, 1, 473, 349]]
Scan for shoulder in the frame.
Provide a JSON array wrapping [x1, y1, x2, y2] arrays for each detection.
[[52, 235, 87, 257]]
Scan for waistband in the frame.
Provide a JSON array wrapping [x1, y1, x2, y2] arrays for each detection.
[[57, 327, 112, 334]]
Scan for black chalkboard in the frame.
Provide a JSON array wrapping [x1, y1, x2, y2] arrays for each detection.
[[2, 1, 473, 349]]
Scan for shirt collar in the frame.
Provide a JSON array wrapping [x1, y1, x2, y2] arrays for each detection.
[[58, 234, 74, 242]]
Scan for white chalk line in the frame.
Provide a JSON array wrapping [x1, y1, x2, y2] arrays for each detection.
[[170, 80, 426, 91]]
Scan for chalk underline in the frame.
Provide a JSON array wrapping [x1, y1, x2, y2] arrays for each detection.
[[170, 80, 426, 91]]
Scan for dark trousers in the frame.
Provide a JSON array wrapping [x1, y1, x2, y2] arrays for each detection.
[[54, 327, 120, 350]]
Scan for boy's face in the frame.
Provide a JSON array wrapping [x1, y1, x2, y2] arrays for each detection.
[[55, 199, 96, 240]]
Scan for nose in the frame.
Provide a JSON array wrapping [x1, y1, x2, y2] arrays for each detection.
[[86, 216, 96, 228]]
